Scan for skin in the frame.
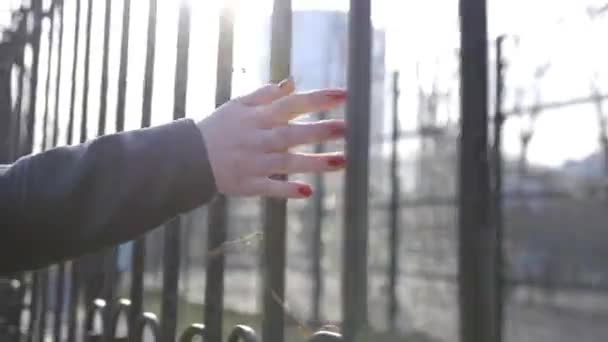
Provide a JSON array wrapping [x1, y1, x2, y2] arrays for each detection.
[[197, 78, 347, 199]]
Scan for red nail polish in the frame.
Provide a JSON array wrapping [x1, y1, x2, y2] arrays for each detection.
[[331, 126, 346, 137], [327, 156, 347, 167], [326, 93, 347, 101], [298, 185, 313, 197]]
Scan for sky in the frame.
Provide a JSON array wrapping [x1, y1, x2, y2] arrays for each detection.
[[14, 0, 608, 168]]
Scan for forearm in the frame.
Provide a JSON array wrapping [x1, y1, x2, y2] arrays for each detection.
[[0, 119, 216, 273]]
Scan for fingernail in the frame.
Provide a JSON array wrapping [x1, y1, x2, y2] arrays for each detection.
[[325, 91, 347, 101], [331, 125, 346, 137], [297, 185, 313, 197], [327, 156, 347, 168], [278, 76, 293, 89]]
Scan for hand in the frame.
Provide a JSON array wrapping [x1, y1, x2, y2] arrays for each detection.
[[197, 78, 347, 199]]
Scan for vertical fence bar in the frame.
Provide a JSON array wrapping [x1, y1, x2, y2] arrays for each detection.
[[53, 264, 65, 342], [36, 271, 49, 342], [79, 2, 95, 339], [42, 2, 56, 151], [36, 5, 56, 338], [26, 3, 45, 338], [27, 274, 40, 342], [115, 0, 130, 133], [79, 0, 92, 144], [26, 0, 43, 154], [160, 2, 191, 341], [66, 0, 81, 146], [141, 0, 157, 126], [10, 10, 27, 161], [342, 0, 372, 340], [129, 0, 157, 338], [67, 0, 83, 339], [262, 1, 291, 342], [387, 71, 400, 331], [458, 1, 495, 342], [492, 35, 505, 342], [311, 111, 326, 324], [51, 4, 66, 336], [52, 0, 65, 147], [204, 4, 235, 342], [97, 0, 112, 137]]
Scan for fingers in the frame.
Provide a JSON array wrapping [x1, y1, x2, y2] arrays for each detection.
[[248, 178, 313, 199], [254, 152, 346, 175], [237, 77, 295, 106], [258, 119, 346, 152], [261, 89, 347, 125]]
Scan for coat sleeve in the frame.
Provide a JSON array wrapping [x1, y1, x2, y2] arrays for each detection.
[[0, 118, 217, 273]]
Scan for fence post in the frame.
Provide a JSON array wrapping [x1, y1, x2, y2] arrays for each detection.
[[66, 0, 84, 339], [343, 0, 372, 340], [41, 1, 56, 151], [129, 0, 158, 339], [204, 3, 235, 342], [25, 0, 43, 155], [79, 0, 93, 144], [387, 71, 401, 331], [492, 35, 506, 342], [311, 111, 326, 324], [52, 0, 65, 148], [160, 1, 192, 340], [261, 1, 291, 342], [97, 0, 112, 137], [458, 1, 496, 342]]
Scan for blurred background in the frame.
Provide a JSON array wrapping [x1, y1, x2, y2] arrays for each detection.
[[2, 0, 608, 341]]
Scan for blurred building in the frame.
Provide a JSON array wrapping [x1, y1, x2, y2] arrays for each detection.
[[255, 10, 388, 141]]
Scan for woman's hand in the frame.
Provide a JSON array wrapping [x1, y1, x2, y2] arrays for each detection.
[[197, 78, 347, 199]]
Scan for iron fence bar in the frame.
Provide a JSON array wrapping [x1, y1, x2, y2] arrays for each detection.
[[308, 331, 343, 342], [458, 1, 496, 342], [115, 0, 130, 133], [160, 2, 191, 340], [79, 0, 92, 144], [53, 264, 65, 342], [67, 0, 85, 338], [27, 273, 40, 342], [493, 35, 506, 342], [67, 0, 84, 145], [129, 0, 158, 337], [79, 1, 98, 339], [108, 299, 130, 339], [25, 0, 43, 155], [41, 1, 56, 151], [101, 1, 131, 340], [36, 270, 49, 342], [9, 11, 27, 161], [85, 299, 106, 340], [343, 0, 372, 340], [97, 0, 112, 137], [25, 3, 45, 339], [52, 0, 64, 147], [311, 112, 326, 324], [387, 71, 400, 332], [132, 312, 159, 342], [227, 325, 258, 342], [203, 3, 235, 342], [178, 324, 205, 342], [66, 0, 81, 146], [141, 0, 157, 128], [262, 1, 291, 342]]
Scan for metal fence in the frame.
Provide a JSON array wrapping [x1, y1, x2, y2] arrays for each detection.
[[0, 0, 512, 341]]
